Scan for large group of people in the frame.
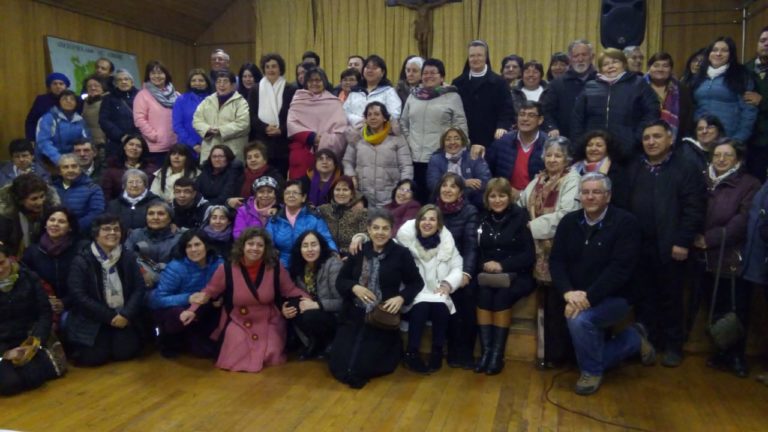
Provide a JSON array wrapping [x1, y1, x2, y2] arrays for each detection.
[[3, 28, 768, 397]]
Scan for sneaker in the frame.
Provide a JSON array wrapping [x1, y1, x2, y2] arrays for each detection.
[[574, 372, 603, 396], [661, 349, 683, 368], [632, 323, 656, 366], [403, 351, 430, 375]]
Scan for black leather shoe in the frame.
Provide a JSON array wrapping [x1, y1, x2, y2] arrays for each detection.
[[299, 338, 319, 361], [403, 351, 430, 375], [428, 351, 443, 373]]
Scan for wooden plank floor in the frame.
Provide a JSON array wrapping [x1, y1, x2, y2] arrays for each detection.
[[2, 353, 768, 432]]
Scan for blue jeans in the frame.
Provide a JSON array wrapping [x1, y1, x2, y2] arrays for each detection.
[[566, 297, 640, 375]]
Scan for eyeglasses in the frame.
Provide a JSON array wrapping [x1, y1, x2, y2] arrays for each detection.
[[397, 188, 412, 194], [126, 180, 145, 186], [696, 125, 716, 132], [284, 190, 303, 196], [99, 226, 121, 233]]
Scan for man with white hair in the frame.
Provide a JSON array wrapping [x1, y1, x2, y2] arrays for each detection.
[[550, 172, 654, 395], [210, 49, 231, 80], [541, 39, 597, 140]]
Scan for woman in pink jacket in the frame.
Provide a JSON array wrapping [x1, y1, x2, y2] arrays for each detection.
[[184, 227, 308, 373], [286, 67, 348, 179], [134, 61, 179, 165]]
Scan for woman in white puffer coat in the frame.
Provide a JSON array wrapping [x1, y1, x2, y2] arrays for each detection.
[[396, 204, 463, 375]]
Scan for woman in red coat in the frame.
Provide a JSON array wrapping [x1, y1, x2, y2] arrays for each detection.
[[185, 227, 308, 372]]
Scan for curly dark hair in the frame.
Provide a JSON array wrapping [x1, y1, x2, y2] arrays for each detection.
[[230, 227, 277, 267], [10, 173, 49, 205], [574, 129, 620, 162]]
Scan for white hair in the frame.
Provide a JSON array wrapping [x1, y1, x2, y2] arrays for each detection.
[[406, 56, 425, 69], [568, 39, 594, 56]]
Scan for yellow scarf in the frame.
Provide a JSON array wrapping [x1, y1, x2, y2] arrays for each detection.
[[363, 122, 390, 145]]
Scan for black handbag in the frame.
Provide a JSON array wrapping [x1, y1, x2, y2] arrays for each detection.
[[708, 230, 745, 350]]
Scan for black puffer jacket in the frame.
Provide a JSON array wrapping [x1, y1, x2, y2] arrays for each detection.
[[22, 238, 84, 306], [477, 205, 535, 294], [106, 191, 162, 232], [442, 202, 479, 276], [0, 266, 52, 351], [98, 87, 139, 145], [572, 73, 660, 162], [541, 68, 597, 139], [66, 246, 145, 346], [195, 160, 244, 206]]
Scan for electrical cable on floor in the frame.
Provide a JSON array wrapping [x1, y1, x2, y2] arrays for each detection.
[[543, 367, 655, 432]]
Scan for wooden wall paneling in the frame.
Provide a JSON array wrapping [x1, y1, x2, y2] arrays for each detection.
[[193, 0, 256, 74], [34, 0, 237, 43], [662, 0, 742, 77], [0, 0, 194, 158]]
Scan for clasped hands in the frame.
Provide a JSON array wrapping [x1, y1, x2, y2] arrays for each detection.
[[563, 290, 590, 319]]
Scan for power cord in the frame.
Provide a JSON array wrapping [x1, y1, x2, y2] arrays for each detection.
[[543, 367, 656, 432]]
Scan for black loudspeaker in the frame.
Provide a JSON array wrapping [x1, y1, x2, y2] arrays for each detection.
[[600, 0, 647, 50]]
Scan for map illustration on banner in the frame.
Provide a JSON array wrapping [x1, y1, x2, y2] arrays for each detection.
[[46, 36, 140, 89]]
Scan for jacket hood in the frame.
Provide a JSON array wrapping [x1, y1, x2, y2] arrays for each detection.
[[0, 184, 61, 218], [51, 106, 84, 123]]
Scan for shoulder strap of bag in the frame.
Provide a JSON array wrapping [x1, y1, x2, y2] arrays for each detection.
[[708, 227, 737, 326]]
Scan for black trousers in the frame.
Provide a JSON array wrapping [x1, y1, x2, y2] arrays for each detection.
[[70, 326, 143, 367], [412, 162, 430, 203], [746, 142, 768, 183], [447, 285, 477, 359], [291, 309, 337, 346], [407, 302, 450, 352], [542, 283, 575, 364], [0, 352, 57, 396], [634, 251, 687, 351]]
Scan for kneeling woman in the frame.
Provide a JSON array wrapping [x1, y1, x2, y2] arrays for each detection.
[[185, 227, 308, 373], [0, 244, 65, 396], [149, 230, 223, 358], [285, 230, 344, 359], [328, 209, 423, 389], [66, 214, 146, 366], [475, 178, 535, 374], [396, 204, 463, 373]]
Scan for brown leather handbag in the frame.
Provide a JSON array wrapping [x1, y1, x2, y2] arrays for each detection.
[[365, 305, 401, 330]]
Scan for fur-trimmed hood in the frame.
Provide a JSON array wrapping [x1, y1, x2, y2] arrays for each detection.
[[0, 183, 60, 219]]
